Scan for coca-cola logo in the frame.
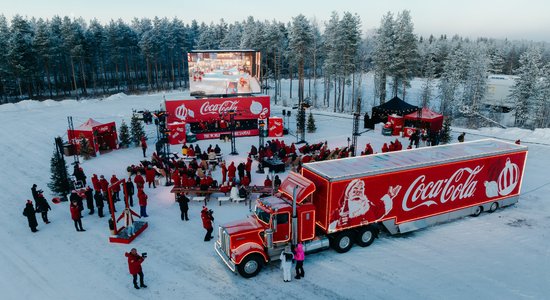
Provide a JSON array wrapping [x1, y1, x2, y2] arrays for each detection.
[[200, 101, 239, 116], [402, 165, 483, 212], [175, 104, 194, 120]]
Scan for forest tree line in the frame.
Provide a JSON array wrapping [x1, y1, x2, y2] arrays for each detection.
[[0, 11, 549, 128]]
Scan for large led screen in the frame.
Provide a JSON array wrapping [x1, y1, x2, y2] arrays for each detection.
[[188, 50, 261, 96]]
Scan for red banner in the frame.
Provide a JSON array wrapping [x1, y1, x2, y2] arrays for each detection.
[[195, 129, 259, 140], [166, 96, 270, 123], [167, 122, 187, 145], [305, 151, 527, 233], [268, 117, 283, 137]]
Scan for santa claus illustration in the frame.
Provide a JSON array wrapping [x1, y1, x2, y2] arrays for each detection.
[[330, 179, 400, 230]]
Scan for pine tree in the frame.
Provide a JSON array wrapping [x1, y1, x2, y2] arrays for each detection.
[[510, 47, 543, 128], [307, 112, 317, 133], [440, 118, 452, 144], [131, 115, 145, 146], [79, 135, 93, 160], [391, 10, 418, 100], [48, 137, 72, 197], [119, 120, 131, 148]]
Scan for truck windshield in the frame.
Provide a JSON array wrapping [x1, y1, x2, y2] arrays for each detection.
[[254, 206, 271, 225]]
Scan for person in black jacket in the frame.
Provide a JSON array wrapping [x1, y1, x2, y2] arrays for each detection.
[[23, 200, 38, 232], [237, 162, 245, 182], [126, 178, 135, 207], [274, 175, 282, 189], [31, 184, 40, 203], [176, 193, 190, 221], [85, 186, 94, 215], [35, 193, 51, 224], [94, 190, 104, 218]]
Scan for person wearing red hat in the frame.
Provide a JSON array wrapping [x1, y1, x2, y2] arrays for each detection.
[[23, 200, 39, 232], [201, 206, 214, 241], [125, 248, 147, 289], [70, 200, 85, 232]]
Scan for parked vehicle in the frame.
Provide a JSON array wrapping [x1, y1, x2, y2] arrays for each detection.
[[215, 139, 528, 278]]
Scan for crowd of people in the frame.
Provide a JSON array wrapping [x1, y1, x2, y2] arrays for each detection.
[[23, 127, 459, 287]]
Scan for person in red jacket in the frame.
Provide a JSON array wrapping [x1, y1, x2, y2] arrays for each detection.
[[110, 174, 120, 201], [91, 174, 100, 191], [220, 161, 227, 184], [134, 172, 145, 190], [140, 136, 147, 158], [125, 248, 147, 289], [70, 201, 85, 232], [145, 167, 156, 189], [264, 175, 272, 187], [201, 206, 214, 241], [227, 162, 236, 183], [138, 189, 148, 217], [241, 175, 250, 187], [187, 146, 195, 157], [99, 175, 109, 197], [365, 143, 374, 155], [171, 170, 181, 187], [381, 143, 389, 153]]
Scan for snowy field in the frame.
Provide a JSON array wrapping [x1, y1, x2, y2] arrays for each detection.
[[1, 91, 550, 300]]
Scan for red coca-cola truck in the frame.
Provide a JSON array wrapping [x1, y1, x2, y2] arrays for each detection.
[[215, 139, 528, 278]]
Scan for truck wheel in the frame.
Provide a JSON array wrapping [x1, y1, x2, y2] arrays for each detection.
[[355, 226, 377, 247], [488, 202, 499, 213], [331, 231, 354, 253], [237, 254, 263, 278], [471, 206, 483, 217]]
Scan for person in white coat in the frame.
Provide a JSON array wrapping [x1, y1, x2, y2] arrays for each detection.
[[280, 246, 294, 282]]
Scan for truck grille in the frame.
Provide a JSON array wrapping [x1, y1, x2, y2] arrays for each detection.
[[219, 226, 231, 258]]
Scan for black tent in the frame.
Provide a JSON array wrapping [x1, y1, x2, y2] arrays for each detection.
[[371, 96, 419, 124]]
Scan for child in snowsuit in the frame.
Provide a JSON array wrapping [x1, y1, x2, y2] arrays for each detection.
[[280, 246, 294, 282]]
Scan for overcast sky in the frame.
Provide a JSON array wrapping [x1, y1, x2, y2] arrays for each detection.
[[2, 0, 549, 42]]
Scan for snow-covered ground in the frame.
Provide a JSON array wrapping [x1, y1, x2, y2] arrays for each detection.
[[1, 92, 550, 300]]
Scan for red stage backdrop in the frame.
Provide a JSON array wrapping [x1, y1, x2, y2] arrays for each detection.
[[166, 96, 270, 123]]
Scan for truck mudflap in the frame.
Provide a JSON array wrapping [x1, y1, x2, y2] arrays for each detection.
[[215, 242, 236, 273]]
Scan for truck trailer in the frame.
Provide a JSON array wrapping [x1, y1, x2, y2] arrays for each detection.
[[215, 139, 528, 278]]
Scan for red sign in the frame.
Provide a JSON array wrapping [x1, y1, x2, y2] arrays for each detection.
[[305, 152, 527, 233], [167, 122, 186, 145], [166, 96, 270, 123], [268, 117, 283, 137]]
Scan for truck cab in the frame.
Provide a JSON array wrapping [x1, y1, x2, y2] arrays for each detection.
[[215, 173, 317, 278]]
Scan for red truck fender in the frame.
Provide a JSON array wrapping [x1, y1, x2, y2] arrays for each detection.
[[233, 242, 269, 265]]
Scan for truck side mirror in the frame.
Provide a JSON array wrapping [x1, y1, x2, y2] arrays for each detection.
[[272, 214, 277, 232]]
